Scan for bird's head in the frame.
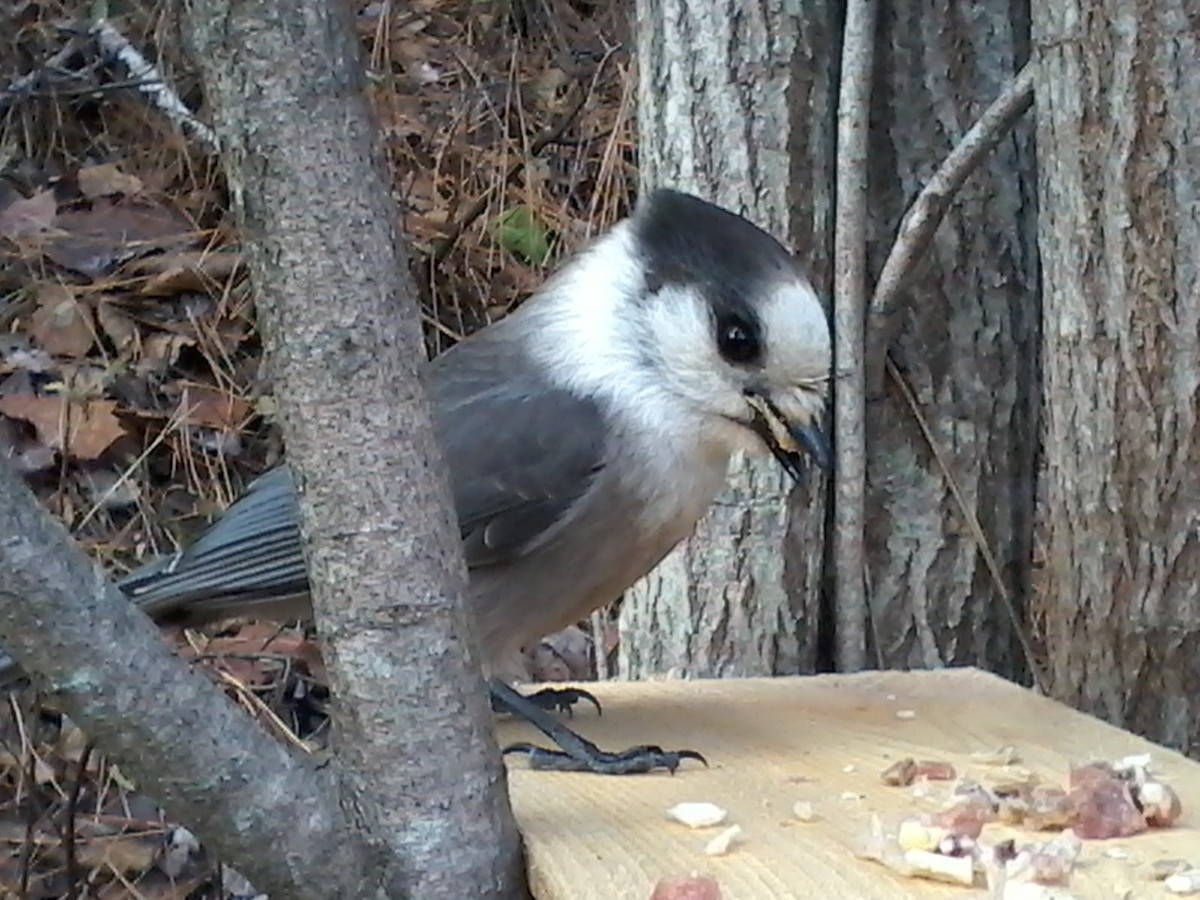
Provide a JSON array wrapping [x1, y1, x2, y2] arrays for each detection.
[[532, 188, 832, 480]]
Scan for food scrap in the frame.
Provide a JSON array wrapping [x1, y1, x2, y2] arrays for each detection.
[[1165, 870, 1200, 895], [703, 825, 743, 857], [880, 757, 957, 787], [791, 800, 817, 822], [650, 874, 722, 900], [856, 751, 1187, 893], [666, 802, 728, 829]]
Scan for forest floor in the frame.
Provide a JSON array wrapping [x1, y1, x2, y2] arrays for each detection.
[[0, 0, 629, 894]]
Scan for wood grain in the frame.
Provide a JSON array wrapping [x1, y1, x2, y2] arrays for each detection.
[[499, 670, 1200, 899]]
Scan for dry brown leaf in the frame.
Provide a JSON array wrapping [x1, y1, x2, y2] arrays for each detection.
[[125, 249, 244, 295], [0, 394, 126, 460], [0, 747, 56, 784], [137, 332, 196, 377], [77, 833, 160, 875], [29, 284, 95, 357], [57, 724, 92, 765], [0, 415, 56, 473], [0, 189, 57, 241], [77, 163, 145, 199], [95, 299, 140, 352], [174, 382, 251, 431], [197, 622, 305, 657], [96, 875, 208, 900], [45, 200, 197, 276]]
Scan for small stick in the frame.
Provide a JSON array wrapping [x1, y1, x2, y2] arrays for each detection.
[[90, 18, 219, 153], [866, 61, 1035, 390]]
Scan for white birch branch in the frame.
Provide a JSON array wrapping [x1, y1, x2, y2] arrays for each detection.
[[91, 18, 219, 154]]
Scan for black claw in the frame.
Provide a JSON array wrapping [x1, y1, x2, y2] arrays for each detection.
[[522, 686, 603, 717], [501, 740, 707, 775], [489, 679, 706, 776], [491, 685, 602, 718]]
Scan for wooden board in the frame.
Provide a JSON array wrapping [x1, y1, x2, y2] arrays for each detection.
[[497, 669, 1200, 899]]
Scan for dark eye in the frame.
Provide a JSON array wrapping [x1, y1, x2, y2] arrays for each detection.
[[716, 314, 761, 364]]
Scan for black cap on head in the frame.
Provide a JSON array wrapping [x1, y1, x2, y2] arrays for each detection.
[[632, 189, 800, 368], [634, 190, 797, 286]]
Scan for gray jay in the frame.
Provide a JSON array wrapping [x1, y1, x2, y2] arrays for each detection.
[[2, 189, 832, 774]]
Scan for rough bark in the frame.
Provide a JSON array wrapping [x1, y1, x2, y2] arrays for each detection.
[[861, 0, 1039, 676], [0, 462, 383, 900], [1032, 0, 1200, 752], [621, 0, 838, 678], [182, 0, 524, 895]]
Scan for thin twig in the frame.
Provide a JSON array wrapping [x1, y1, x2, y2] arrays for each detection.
[[832, 0, 878, 673], [15, 696, 40, 898], [90, 18, 219, 154], [64, 741, 95, 900], [866, 61, 1035, 391], [885, 355, 1047, 693], [0, 35, 87, 115]]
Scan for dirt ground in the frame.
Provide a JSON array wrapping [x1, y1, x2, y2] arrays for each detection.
[[0, 0, 631, 894]]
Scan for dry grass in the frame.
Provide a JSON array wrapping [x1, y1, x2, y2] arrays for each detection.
[[0, 0, 632, 894]]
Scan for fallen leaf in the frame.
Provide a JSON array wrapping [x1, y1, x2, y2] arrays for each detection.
[[127, 249, 244, 295], [78, 833, 159, 874], [95, 299, 140, 352], [77, 163, 144, 199], [29, 284, 95, 357], [174, 382, 251, 431], [78, 467, 141, 509], [0, 394, 127, 460], [494, 204, 551, 265], [197, 622, 309, 657], [45, 200, 197, 276], [0, 189, 57, 241], [136, 332, 196, 377], [0, 747, 55, 784]]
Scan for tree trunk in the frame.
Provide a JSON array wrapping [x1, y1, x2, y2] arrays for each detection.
[[1032, 0, 1200, 752], [620, 0, 839, 678], [860, 0, 1039, 676], [183, 0, 525, 894]]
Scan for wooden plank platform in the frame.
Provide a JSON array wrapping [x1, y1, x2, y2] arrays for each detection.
[[497, 669, 1200, 899]]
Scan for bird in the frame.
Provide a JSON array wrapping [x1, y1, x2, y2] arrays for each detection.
[[3, 189, 832, 774]]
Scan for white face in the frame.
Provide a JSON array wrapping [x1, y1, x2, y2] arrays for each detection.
[[639, 279, 832, 455], [528, 220, 831, 460]]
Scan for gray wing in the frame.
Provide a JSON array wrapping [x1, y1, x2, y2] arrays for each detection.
[[119, 320, 607, 616], [429, 320, 608, 567]]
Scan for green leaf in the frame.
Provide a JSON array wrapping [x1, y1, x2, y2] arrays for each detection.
[[493, 204, 551, 265]]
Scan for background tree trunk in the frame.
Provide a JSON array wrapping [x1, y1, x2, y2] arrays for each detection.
[[1032, 0, 1200, 752], [620, 0, 839, 678], [625, 0, 1040, 680], [861, 0, 1039, 677]]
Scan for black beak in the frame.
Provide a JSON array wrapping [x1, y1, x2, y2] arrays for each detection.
[[745, 392, 831, 483]]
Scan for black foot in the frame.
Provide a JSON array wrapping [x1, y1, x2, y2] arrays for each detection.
[[503, 741, 707, 775], [491, 685, 602, 718], [489, 680, 706, 776]]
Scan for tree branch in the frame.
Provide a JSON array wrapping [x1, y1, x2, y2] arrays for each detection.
[[832, 0, 878, 673], [0, 461, 382, 900], [866, 61, 1036, 390]]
